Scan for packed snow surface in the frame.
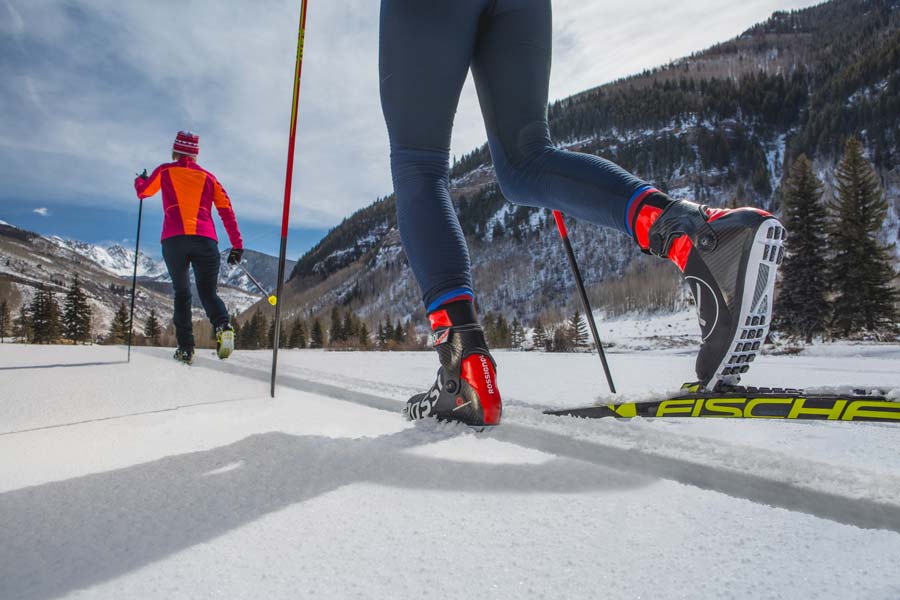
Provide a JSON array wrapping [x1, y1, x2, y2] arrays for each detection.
[[1, 342, 899, 599]]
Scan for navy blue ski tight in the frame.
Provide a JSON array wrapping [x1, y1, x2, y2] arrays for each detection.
[[161, 235, 229, 349], [380, 0, 654, 312]]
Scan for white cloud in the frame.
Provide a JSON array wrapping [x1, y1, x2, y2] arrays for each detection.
[[3, 0, 822, 231], [33, 207, 49, 217]]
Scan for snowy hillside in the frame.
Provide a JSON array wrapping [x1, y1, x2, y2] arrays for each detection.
[[276, 0, 900, 327], [218, 249, 295, 294], [0, 221, 263, 333], [1, 343, 899, 599]]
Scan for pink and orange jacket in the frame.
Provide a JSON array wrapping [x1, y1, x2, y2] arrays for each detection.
[[134, 156, 243, 249]]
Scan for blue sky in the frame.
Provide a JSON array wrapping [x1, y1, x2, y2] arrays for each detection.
[[0, 0, 820, 259]]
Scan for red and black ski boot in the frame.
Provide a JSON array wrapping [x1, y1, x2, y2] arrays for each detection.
[[404, 305, 502, 427], [640, 199, 785, 390]]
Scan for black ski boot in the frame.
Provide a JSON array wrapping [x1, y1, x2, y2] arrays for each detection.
[[216, 324, 235, 360], [647, 201, 785, 390], [174, 347, 194, 365], [404, 307, 502, 427]]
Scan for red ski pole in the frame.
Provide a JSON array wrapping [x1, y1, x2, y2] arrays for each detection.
[[271, 0, 310, 398], [552, 210, 617, 394]]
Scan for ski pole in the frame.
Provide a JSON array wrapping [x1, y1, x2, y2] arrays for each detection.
[[271, 0, 310, 398], [127, 175, 146, 362], [234, 261, 278, 306], [552, 210, 617, 394]]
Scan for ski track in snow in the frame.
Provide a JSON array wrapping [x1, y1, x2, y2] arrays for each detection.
[[146, 348, 900, 532], [1, 344, 899, 599]]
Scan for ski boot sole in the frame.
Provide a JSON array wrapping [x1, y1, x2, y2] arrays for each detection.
[[217, 330, 234, 360], [706, 219, 785, 390]]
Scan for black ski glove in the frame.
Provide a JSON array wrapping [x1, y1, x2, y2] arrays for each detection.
[[227, 248, 244, 265]]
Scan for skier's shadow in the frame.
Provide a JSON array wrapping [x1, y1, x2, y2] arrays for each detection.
[[0, 361, 127, 371], [0, 428, 653, 600]]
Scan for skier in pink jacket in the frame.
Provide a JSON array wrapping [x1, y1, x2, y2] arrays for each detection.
[[134, 131, 243, 364]]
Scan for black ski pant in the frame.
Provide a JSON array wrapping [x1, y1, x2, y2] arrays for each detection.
[[161, 235, 229, 350], [380, 0, 653, 312]]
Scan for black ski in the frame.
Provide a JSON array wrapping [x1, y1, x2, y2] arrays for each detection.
[[545, 384, 898, 423]]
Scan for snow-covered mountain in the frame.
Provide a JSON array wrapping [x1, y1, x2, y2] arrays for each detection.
[[0, 221, 274, 335], [45, 237, 294, 294], [49, 237, 168, 279]]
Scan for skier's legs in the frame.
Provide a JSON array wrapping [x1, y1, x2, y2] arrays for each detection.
[[472, 0, 656, 234], [189, 237, 229, 330], [161, 236, 195, 349], [380, 0, 491, 311], [382, 1, 503, 426]]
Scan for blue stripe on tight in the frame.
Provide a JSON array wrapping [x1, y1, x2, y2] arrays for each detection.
[[623, 185, 654, 236], [426, 288, 474, 313]]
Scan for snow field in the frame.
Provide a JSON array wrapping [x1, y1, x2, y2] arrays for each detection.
[[1, 343, 899, 599]]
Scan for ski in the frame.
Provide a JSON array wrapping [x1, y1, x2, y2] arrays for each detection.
[[545, 384, 899, 423]]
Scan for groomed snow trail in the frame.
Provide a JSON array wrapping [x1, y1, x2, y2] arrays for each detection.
[[152, 347, 900, 533], [1, 344, 899, 600]]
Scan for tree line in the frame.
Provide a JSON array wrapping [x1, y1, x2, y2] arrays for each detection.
[[230, 306, 426, 352], [2, 274, 165, 346], [226, 304, 596, 353]]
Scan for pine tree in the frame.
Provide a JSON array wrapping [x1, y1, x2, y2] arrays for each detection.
[[14, 304, 31, 343], [298, 321, 308, 348], [404, 321, 418, 348], [109, 302, 130, 344], [377, 321, 387, 348], [30, 287, 61, 344], [47, 290, 61, 342], [29, 290, 46, 343], [62, 274, 92, 344], [144, 309, 162, 346], [257, 312, 269, 349], [551, 325, 571, 352], [482, 312, 496, 346], [530, 318, 545, 350], [310, 318, 325, 349], [342, 311, 357, 340], [288, 319, 307, 349], [330, 306, 343, 345], [485, 313, 510, 348], [358, 322, 370, 349], [773, 155, 830, 343], [510, 316, 525, 349], [242, 312, 260, 349], [569, 310, 589, 349], [828, 138, 899, 337], [279, 321, 288, 348], [0, 299, 10, 342], [393, 319, 404, 343], [232, 317, 243, 349]]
